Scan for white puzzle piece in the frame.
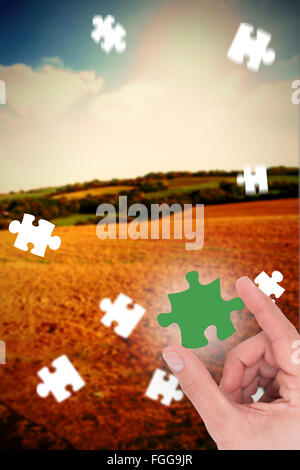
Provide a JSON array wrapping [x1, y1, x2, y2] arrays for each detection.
[[251, 386, 265, 403], [9, 213, 61, 257], [91, 15, 126, 54], [254, 271, 285, 302], [227, 23, 275, 72], [145, 369, 184, 406], [36, 355, 85, 403], [100, 294, 145, 338], [237, 166, 268, 194]]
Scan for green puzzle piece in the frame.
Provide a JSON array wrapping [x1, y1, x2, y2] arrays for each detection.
[[157, 271, 244, 348]]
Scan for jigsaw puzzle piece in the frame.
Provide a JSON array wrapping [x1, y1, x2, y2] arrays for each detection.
[[158, 306, 209, 348], [156, 310, 175, 329], [214, 298, 243, 341], [36, 355, 85, 403], [145, 369, 183, 406], [157, 316, 209, 348], [237, 166, 268, 194], [100, 294, 145, 338], [157, 272, 200, 329], [30, 219, 61, 257], [9, 214, 36, 252], [91, 15, 126, 54], [9, 213, 61, 257], [248, 29, 275, 70], [251, 386, 265, 403], [113, 24, 126, 53], [182, 328, 208, 349], [254, 271, 285, 302], [91, 15, 108, 43], [157, 271, 244, 349], [227, 23, 275, 72]]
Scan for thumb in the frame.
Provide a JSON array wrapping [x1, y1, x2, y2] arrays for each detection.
[[162, 345, 236, 434]]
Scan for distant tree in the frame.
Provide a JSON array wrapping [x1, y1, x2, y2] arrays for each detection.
[[138, 181, 167, 193]]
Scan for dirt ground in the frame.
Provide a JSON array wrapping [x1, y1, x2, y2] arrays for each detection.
[[0, 198, 298, 449]]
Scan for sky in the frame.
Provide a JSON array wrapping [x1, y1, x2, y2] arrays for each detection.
[[0, 0, 299, 192]]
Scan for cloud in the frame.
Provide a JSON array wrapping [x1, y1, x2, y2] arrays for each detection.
[[0, 63, 104, 123], [0, 59, 298, 193], [88, 81, 164, 125]]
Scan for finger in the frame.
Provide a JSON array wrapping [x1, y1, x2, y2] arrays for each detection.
[[242, 376, 273, 404], [276, 369, 300, 404], [236, 277, 300, 376], [241, 359, 278, 389], [223, 372, 275, 404], [221, 332, 277, 393], [162, 345, 236, 434], [265, 377, 280, 398], [242, 376, 260, 404], [236, 277, 299, 345], [222, 387, 243, 404]]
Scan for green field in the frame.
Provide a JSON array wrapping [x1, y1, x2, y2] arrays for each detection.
[[53, 214, 98, 226], [145, 174, 298, 199], [0, 187, 56, 201], [0, 173, 298, 202]]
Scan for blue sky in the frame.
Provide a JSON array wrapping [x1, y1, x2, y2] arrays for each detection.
[[0, 0, 298, 86], [0, 0, 170, 90], [0, 0, 299, 192]]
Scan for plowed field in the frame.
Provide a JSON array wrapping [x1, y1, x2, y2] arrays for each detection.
[[0, 198, 298, 449]]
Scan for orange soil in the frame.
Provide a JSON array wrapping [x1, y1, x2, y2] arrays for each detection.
[[0, 198, 298, 449]]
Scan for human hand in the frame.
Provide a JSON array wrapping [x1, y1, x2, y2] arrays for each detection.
[[162, 276, 300, 450]]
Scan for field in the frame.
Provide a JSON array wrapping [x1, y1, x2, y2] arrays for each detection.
[[144, 174, 298, 199], [0, 172, 297, 203], [0, 187, 57, 201], [53, 213, 98, 226], [51, 186, 134, 200], [0, 198, 298, 449]]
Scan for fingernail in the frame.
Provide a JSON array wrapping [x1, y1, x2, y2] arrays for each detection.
[[219, 376, 223, 388], [240, 276, 252, 282], [162, 351, 184, 372]]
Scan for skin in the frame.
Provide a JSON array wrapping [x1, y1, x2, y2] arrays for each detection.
[[162, 276, 300, 450]]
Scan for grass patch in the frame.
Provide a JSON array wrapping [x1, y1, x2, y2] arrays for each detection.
[[268, 175, 299, 183], [0, 187, 56, 201], [52, 214, 97, 226], [145, 177, 236, 198]]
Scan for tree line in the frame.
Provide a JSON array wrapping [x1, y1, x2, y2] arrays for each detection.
[[0, 173, 298, 229]]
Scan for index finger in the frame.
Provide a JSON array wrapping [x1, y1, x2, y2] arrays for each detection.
[[236, 277, 298, 344]]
